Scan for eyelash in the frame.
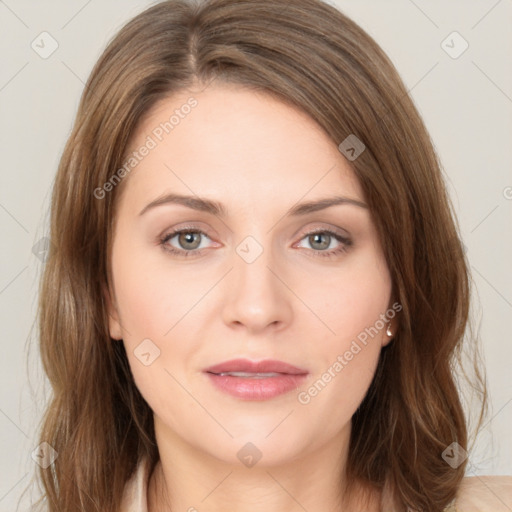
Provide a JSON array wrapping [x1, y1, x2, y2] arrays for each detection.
[[159, 226, 352, 259]]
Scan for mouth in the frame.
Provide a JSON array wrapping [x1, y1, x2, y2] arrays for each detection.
[[203, 359, 309, 400]]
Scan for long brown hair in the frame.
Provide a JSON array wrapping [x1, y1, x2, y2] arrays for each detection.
[[30, 0, 487, 510]]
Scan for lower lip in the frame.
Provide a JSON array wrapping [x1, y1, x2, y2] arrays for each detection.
[[205, 372, 308, 400]]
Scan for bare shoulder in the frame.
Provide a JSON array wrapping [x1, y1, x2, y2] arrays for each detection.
[[454, 475, 512, 511]]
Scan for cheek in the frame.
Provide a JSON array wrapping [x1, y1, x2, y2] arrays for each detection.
[[298, 250, 390, 411], [300, 307, 385, 436], [110, 239, 212, 408], [309, 250, 391, 346], [111, 237, 202, 339]]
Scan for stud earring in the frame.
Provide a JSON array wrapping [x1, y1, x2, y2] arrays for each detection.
[[386, 324, 393, 337]]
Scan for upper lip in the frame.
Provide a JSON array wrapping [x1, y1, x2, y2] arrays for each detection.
[[204, 358, 308, 375]]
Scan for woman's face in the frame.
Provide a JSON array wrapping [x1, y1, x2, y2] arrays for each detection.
[[107, 83, 395, 467]]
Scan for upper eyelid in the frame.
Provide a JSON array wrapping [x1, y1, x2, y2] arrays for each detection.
[[162, 222, 350, 235]]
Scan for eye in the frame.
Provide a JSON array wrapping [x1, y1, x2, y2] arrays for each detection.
[[159, 226, 352, 259], [159, 227, 213, 257], [294, 229, 352, 259]]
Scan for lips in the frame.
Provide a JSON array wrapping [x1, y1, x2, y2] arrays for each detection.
[[203, 358, 309, 400], [204, 358, 308, 376]]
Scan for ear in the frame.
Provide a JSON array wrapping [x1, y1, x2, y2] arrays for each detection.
[[103, 284, 123, 340]]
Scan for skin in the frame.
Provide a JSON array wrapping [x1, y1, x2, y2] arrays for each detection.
[[107, 82, 397, 512]]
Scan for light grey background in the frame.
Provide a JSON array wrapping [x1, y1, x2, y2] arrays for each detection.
[[1, 1, 511, 510]]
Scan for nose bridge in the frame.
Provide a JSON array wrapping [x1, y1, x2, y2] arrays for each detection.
[[222, 232, 291, 330], [234, 233, 277, 300]]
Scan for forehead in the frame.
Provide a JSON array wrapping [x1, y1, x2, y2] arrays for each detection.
[[118, 83, 365, 213]]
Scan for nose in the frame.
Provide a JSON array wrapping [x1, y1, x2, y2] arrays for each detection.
[[221, 237, 293, 334]]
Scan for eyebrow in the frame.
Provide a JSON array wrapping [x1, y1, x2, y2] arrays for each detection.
[[138, 192, 368, 217]]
